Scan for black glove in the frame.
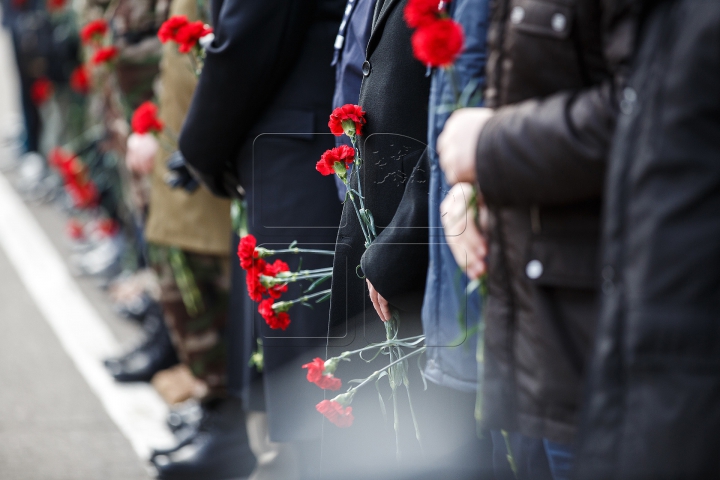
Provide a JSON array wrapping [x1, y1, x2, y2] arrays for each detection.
[[164, 151, 200, 193]]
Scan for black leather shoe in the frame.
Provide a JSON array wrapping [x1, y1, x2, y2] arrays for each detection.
[[104, 305, 179, 382], [151, 397, 256, 480]]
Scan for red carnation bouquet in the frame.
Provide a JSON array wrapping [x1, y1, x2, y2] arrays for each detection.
[[309, 105, 431, 447], [237, 234, 334, 331], [48, 147, 100, 210], [158, 15, 214, 75]]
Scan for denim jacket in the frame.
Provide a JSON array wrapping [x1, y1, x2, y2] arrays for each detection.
[[421, 0, 489, 392]]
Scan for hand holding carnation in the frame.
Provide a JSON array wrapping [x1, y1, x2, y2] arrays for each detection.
[[126, 133, 159, 175]]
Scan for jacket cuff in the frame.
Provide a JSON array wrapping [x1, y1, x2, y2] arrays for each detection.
[[475, 110, 510, 205]]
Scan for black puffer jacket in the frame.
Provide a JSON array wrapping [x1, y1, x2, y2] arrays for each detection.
[[475, 0, 638, 444], [575, 1, 720, 477]]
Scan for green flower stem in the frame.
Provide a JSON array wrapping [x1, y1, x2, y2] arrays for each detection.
[[347, 190, 373, 247], [272, 289, 332, 311], [259, 248, 335, 256], [260, 271, 332, 287], [334, 335, 425, 359], [343, 347, 427, 394]]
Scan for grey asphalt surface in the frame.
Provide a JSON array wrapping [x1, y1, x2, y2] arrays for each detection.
[[0, 13, 153, 480]]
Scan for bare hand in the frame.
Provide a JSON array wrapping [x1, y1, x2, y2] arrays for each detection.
[[126, 133, 158, 175], [441, 183, 488, 279], [367, 279, 391, 322], [437, 108, 494, 185]]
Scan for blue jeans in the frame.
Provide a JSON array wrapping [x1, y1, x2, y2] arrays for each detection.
[[543, 439, 574, 480]]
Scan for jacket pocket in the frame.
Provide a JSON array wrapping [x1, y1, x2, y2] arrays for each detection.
[[524, 233, 599, 289]]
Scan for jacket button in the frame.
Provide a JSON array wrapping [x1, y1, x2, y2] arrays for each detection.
[[620, 87, 637, 115], [362, 60, 371, 77], [510, 6, 525, 24], [551, 13, 567, 32], [526, 260, 543, 279]]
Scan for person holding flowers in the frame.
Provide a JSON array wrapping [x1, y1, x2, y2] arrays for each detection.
[[178, 0, 345, 478], [436, 0, 640, 477]]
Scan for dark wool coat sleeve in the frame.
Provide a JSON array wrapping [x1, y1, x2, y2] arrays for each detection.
[[178, 0, 314, 196]]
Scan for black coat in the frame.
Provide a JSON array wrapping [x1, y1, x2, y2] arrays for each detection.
[[179, 0, 346, 443], [329, 0, 431, 330], [475, 0, 637, 444], [575, 1, 720, 477]]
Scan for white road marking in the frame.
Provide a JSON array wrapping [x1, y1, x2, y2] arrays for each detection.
[[0, 171, 174, 459]]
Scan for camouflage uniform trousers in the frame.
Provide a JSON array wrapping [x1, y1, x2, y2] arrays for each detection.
[[150, 246, 231, 399]]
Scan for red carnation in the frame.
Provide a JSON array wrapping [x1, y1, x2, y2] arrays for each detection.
[[316, 400, 354, 428], [30, 77, 53, 105], [328, 104, 366, 138], [238, 234, 258, 269], [47, 0, 66, 11], [66, 219, 84, 240], [175, 21, 213, 53], [246, 259, 267, 301], [70, 66, 90, 94], [80, 19, 108, 45], [49, 147, 77, 179], [302, 358, 342, 391], [258, 298, 291, 330], [66, 180, 99, 209], [263, 259, 289, 299], [97, 219, 120, 236], [316, 145, 355, 177], [411, 19, 464, 67], [131, 101, 163, 134], [404, 0, 443, 28], [158, 15, 189, 43], [92, 46, 118, 65]]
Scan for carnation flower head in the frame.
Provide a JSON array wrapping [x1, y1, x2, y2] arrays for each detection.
[[316, 399, 354, 427], [411, 19, 464, 67], [131, 101, 164, 134], [404, 0, 445, 28], [302, 358, 342, 391], [328, 104, 366, 138], [258, 298, 291, 330], [262, 259, 290, 299], [49, 147, 78, 180], [316, 145, 355, 181], [175, 21, 213, 53], [237, 234, 258, 269], [47, 0, 66, 12], [66, 179, 99, 209], [30, 77, 53, 105], [80, 19, 108, 45], [158, 15, 189, 43], [92, 46, 119, 65], [66, 219, 84, 240], [70, 66, 90, 94], [246, 258, 268, 302]]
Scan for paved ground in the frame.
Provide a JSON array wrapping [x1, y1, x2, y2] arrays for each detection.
[[0, 13, 160, 480]]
